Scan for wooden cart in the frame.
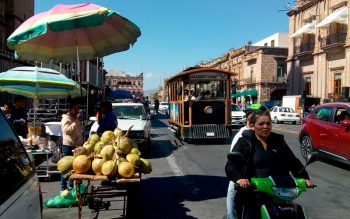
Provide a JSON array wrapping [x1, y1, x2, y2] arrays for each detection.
[[70, 173, 141, 219]]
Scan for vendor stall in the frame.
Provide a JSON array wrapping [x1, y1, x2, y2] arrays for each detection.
[[70, 173, 141, 219]]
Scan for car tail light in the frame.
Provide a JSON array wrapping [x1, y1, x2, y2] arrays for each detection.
[[296, 114, 300, 117]]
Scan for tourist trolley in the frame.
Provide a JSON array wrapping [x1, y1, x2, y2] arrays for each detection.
[[166, 67, 233, 141]]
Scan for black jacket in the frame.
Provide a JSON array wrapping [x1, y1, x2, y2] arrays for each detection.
[[10, 107, 28, 138], [225, 130, 309, 182]]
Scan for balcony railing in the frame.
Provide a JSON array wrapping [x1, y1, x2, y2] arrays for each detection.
[[238, 76, 286, 85], [274, 76, 287, 83], [238, 77, 256, 85], [294, 42, 315, 54], [321, 32, 346, 48]]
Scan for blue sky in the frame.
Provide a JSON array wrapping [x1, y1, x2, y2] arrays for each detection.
[[35, 0, 292, 91]]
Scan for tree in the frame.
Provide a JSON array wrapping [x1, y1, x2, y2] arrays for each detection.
[[151, 92, 159, 100]]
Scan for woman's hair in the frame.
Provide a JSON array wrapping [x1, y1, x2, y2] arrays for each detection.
[[245, 111, 254, 124], [100, 100, 113, 111], [250, 110, 271, 124], [14, 95, 25, 103], [68, 98, 81, 110]]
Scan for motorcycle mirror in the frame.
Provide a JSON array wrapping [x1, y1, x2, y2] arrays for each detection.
[[299, 152, 319, 175], [227, 152, 246, 163], [306, 152, 319, 166]]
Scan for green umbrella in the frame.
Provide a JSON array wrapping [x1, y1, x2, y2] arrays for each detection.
[[0, 66, 84, 98]]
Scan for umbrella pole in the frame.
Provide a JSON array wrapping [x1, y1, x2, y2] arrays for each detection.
[[33, 96, 38, 138], [76, 45, 86, 141]]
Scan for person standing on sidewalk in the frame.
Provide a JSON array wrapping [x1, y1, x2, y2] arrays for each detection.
[[60, 100, 83, 190], [10, 95, 28, 138]]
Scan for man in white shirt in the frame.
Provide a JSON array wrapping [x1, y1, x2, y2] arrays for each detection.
[[226, 111, 254, 219]]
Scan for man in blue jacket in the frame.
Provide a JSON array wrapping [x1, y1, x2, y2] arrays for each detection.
[[96, 101, 117, 135]]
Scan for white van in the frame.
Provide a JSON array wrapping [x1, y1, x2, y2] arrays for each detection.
[[0, 110, 42, 218], [90, 102, 151, 150]]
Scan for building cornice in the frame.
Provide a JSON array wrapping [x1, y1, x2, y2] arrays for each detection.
[[287, 0, 322, 16]]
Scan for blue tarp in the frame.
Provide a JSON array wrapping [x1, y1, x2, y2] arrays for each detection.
[[106, 90, 133, 99]]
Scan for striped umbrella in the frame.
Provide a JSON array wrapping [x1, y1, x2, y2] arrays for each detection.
[[0, 66, 85, 98], [7, 3, 141, 63]]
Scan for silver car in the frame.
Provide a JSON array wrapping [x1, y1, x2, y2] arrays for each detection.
[[0, 111, 42, 218]]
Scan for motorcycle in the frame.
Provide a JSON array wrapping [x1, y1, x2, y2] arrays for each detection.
[[227, 151, 319, 219]]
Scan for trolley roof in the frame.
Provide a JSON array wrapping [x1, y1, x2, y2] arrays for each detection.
[[165, 67, 235, 83]]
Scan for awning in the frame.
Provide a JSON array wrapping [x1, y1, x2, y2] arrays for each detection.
[[242, 89, 258, 97], [316, 7, 348, 28], [290, 21, 316, 38], [232, 91, 241, 98]]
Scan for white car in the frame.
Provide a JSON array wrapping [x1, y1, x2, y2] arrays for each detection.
[[0, 110, 42, 219], [231, 104, 246, 127], [90, 102, 151, 149], [270, 106, 300, 124], [159, 102, 169, 111]]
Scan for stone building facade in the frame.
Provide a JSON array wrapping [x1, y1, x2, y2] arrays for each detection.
[[287, 0, 350, 103], [200, 33, 288, 105], [0, 0, 34, 50], [105, 70, 144, 98], [0, 0, 34, 107]]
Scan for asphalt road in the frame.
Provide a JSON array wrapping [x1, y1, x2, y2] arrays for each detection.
[[40, 115, 350, 219]]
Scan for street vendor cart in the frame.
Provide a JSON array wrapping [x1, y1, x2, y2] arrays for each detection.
[[70, 173, 141, 219]]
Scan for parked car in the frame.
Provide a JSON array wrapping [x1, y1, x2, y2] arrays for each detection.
[[299, 102, 350, 163], [0, 110, 42, 218], [270, 106, 300, 124], [159, 101, 169, 111], [231, 104, 246, 127], [90, 102, 151, 150]]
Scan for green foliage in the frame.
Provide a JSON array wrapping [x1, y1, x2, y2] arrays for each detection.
[[151, 92, 159, 100]]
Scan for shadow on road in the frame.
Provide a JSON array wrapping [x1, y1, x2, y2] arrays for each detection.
[[150, 113, 169, 128], [319, 157, 350, 171], [140, 175, 229, 219], [145, 139, 180, 159]]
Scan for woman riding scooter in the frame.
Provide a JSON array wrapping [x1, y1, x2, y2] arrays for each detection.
[[225, 110, 313, 219]]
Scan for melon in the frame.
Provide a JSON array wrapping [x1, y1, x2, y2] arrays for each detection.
[[139, 158, 152, 174], [57, 156, 74, 172], [118, 162, 135, 178], [100, 145, 115, 160], [72, 155, 91, 174], [126, 153, 141, 167], [101, 160, 118, 178]]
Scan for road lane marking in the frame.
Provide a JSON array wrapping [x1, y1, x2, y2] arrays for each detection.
[[273, 127, 299, 135], [166, 154, 200, 195]]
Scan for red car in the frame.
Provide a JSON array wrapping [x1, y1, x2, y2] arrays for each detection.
[[299, 102, 350, 163]]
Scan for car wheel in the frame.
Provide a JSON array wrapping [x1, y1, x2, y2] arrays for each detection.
[[274, 117, 279, 124], [300, 135, 313, 160]]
